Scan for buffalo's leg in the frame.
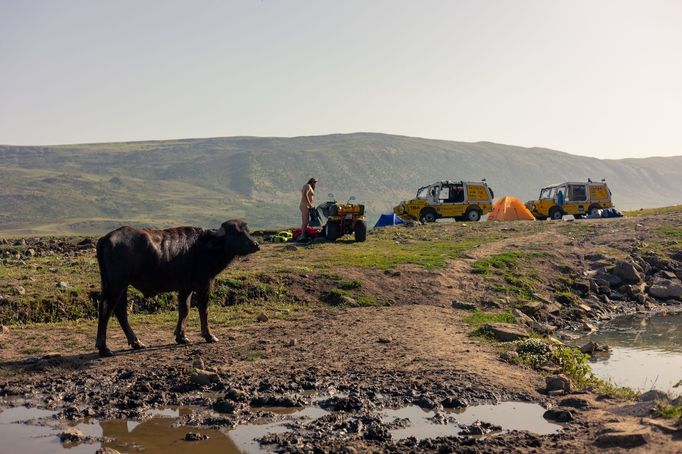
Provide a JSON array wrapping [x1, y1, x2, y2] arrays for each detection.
[[196, 286, 218, 343], [96, 286, 125, 357], [114, 289, 145, 350], [175, 290, 192, 344]]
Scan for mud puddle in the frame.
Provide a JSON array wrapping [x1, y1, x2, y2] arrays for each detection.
[[0, 403, 328, 453], [383, 401, 562, 440], [577, 311, 682, 393]]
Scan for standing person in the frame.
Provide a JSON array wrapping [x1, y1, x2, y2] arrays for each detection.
[[298, 177, 317, 240]]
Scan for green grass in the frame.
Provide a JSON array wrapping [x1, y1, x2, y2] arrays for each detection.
[[338, 279, 363, 290], [463, 310, 516, 329], [472, 252, 545, 301], [472, 252, 526, 274], [624, 205, 682, 217]]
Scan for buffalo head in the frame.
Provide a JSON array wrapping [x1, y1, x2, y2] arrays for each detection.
[[215, 220, 260, 256]]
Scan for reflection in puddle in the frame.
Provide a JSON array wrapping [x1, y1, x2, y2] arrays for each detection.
[[577, 312, 682, 392], [384, 402, 562, 440], [0, 399, 562, 453]]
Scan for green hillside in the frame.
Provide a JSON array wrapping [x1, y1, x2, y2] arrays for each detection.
[[1, 133, 681, 234]]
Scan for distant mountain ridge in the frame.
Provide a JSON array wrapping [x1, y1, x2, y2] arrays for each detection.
[[1, 132, 681, 234]]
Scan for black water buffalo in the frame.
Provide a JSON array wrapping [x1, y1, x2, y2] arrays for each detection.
[[95, 219, 260, 357]]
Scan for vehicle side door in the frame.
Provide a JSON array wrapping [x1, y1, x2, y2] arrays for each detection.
[[564, 184, 588, 215]]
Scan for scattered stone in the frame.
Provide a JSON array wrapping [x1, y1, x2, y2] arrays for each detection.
[[413, 395, 438, 409], [577, 303, 592, 313], [500, 350, 519, 363], [190, 369, 219, 386], [441, 397, 468, 408], [96, 448, 122, 454], [544, 302, 562, 314], [580, 341, 609, 354], [545, 374, 572, 394], [25, 248, 36, 257], [213, 399, 242, 414], [612, 261, 642, 284], [512, 308, 534, 324], [558, 397, 590, 409], [184, 432, 209, 441], [481, 299, 503, 309], [377, 337, 392, 344], [192, 356, 205, 369], [451, 300, 476, 310], [543, 409, 573, 422], [56, 281, 70, 289], [0, 325, 9, 335], [284, 338, 297, 347], [637, 389, 669, 402], [42, 352, 62, 360], [648, 277, 682, 299], [458, 421, 502, 436], [520, 300, 543, 314], [384, 269, 401, 277], [483, 323, 529, 342], [256, 312, 269, 322], [284, 244, 298, 251], [12, 286, 26, 296], [59, 427, 84, 443], [595, 430, 650, 448], [528, 320, 556, 334]]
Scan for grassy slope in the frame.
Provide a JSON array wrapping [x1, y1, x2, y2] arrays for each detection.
[[2, 133, 682, 234]]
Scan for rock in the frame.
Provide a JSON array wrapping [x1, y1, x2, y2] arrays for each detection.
[[612, 261, 642, 284], [451, 300, 476, 310], [56, 281, 70, 289], [512, 308, 534, 324], [528, 320, 556, 334], [256, 312, 269, 322], [96, 448, 122, 454], [12, 286, 26, 296], [648, 277, 682, 299], [543, 409, 573, 422], [190, 369, 219, 386], [595, 431, 649, 448], [483, 323, 529, 342], [284, 338, 297, 347], [213, 399, 241, 414], [284, 244, 297, 251], [59, 427, 83, 443], [441, 397, 468, 408], [413, 396, 438, 409], [0, 325, 9, 335], [377, 337, 391, 344], [544, 302, 562, 314], [192, 356, 205, 369], [571, 281, 590, 297], [481, 299, 503, 309], [545, 374, 572, 394], [500, 350, 519, 363], [520, 300, 543, 314], [25, 248, 36, 257], [184, 432, 209, 441], [558, 397, 590, 409], [637, 389, 669, 402], [580, 341, 609, 354]]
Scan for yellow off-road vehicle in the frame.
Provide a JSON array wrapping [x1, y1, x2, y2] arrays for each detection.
[[525, 180, 612, 220], [394, 180, 494, 223]]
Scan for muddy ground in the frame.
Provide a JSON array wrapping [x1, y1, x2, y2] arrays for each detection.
[[1, 211, 682, 453]]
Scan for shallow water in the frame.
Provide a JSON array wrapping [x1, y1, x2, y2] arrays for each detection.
[[0, 398, 563, 452], [383, 401, 562, 440], [577, 311, 682, 393]]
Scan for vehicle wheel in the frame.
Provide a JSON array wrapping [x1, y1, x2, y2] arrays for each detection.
[[420, 209, 437, 223], [465, 209, 482, 222], [325, 221, 340, 242], [549, 207, 563, 220], [354, 220, 367, 242]]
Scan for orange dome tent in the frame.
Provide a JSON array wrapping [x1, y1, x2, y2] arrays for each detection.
[[487, 196, 536, 221]]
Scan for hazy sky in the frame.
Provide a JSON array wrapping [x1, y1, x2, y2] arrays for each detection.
[[1, 0, 681, 158]]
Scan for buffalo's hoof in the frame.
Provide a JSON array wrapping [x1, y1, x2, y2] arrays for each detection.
[[205, 334, 219, 343], [98, 347, 114, 357], [131, 341, 146, 350], [176, 336, 191, 345]]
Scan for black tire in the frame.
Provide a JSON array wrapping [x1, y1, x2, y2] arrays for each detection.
[[325, 221, 340, 242], [420, 209, 437, 223], [465, 209, 482, 222], [354, 220, 367, 242], [549, 207, 563, 220]]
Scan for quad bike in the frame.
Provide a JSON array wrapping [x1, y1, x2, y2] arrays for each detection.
[[317, 194, 367, 242]]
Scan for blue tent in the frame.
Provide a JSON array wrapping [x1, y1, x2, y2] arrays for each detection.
[[374, 213, 405, 228]]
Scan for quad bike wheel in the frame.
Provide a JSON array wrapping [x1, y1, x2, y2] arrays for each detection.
[[325, 221, 340, 242], [354, 220, 367, 242]]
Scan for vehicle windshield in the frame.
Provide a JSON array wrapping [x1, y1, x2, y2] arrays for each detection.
[[539, 187, 554, 199], [416, 186, 428, 199]]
